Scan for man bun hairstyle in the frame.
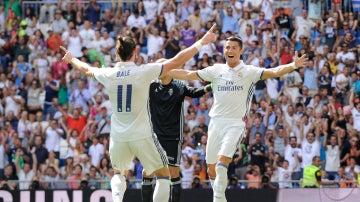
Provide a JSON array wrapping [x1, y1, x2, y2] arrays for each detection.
[[116, 36, 136, 61]]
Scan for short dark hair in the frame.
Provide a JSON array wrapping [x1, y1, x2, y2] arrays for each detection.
[[226, 36, 243, 49], [116, 36, 136, 61], [312, 155, 320, 162]]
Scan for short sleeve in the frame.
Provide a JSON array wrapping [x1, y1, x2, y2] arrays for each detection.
[[93, 67, 112, 85], [196, 65, 218, 82], [248, 65, 264, 82], [315, 170, 321, 181], [142, 63, 163, 81]]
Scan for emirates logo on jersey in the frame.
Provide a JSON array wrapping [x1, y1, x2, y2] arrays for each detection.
[[168, 88, 173, 96]]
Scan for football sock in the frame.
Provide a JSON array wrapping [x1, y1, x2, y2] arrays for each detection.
[[153, 177, 170, 202], [111, 174, 127, 202], [213, 162, 228, 202]]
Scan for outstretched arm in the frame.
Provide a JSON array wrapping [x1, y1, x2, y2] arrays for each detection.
[[60, 46, 98, 77], [261, 51, 308, 80], [184, 84, 212, 98], [161, 24, 217, 75], [166, 69, 201, 81]]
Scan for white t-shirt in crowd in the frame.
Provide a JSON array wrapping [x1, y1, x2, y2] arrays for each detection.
[[278, 167, 293, 188], [301, 139, 320, 168], [88, 143, 104, 166], [284, 145, 302, 172], [325, 145, 340, 172], [45, 127, 63, 152]]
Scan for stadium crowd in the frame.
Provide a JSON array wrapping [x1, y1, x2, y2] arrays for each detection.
[[0, 0, 360, 191]]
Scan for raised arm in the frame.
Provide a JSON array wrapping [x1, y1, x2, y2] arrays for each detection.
[[60, 46, 99, 77], [161, 24, 217, 75], [261, 51, 308, 80], [323, 129, 328, 150], [166, 69, 202, 81], [30, 147, 37, 173]]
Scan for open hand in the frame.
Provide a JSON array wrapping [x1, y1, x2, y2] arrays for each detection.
[[294, 51, 308, 68], [60, 46, 74, 64]]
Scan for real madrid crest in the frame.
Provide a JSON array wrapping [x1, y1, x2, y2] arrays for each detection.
[[168, 88, 173, 96], [237, 71, 243, 77]]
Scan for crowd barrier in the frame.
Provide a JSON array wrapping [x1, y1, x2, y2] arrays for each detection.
[[0, 189, 278, 202], [2, 188, 360, 202]]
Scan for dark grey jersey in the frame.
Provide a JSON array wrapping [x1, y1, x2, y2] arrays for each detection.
[[148, 79, 208, 140]]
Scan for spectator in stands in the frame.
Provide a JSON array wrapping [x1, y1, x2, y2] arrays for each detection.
[[126, 8, 146, 31], [62, 2, 76, 23], [3, 86, 23, 117], [337, 44, 356, 72], [0, 132, 7, 179], [199, 0, 212, 24], [65, 27, 83, 58], [43, 72, 59, 118], [323, 127, 341, 178], [31, 134, 48, 165], [275, 7, 291, 37], [248, 132, 267, 173], [300, 121, 320, 170], [44, 118, 63, 158], [51, 9, 68, 34], [15, 147, 37, 190], [88, 136, 104, 167], [87, 165, 101, 189], [39, 0, 57, 23], [69, 79, 91, 113], [188, 5, 202, 34], [232, 142, 248, 180], [2, 164, 18, 190], [245, 165, 262, 189], [249, 117, 266, 144], [177, 0, 194, 23], [79, 19, 95, 49], [0, 5, 5, 33], [17, 110, 31, 145], [180, 158, 195, 189], [43, 166, 64, 189], [143, 0, 158, 24], [46, 27, 63, 52], [191, 175, 207, 189], [68, 164, 84, 189], [293, 9, 315, 48], [84, 0, 101, 25], [303, 60, 319, 96], [334, 166, 352, 188], [144, 22, 163, 59]]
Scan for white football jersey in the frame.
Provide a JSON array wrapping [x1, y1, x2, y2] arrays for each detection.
[[197, 61, 264, 120], [93, 62, 163, 142]]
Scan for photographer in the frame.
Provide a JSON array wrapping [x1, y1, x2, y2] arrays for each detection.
[[29, 176, 43, 190], [245, 165, 261, 189], [261, 172, 277, 189], [191, 175, 207, 189], [228, 175, 241, 189]]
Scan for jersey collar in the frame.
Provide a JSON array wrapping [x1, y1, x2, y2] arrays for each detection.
[[228, 61, 244, 72], [115, 62, 136, 68]]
